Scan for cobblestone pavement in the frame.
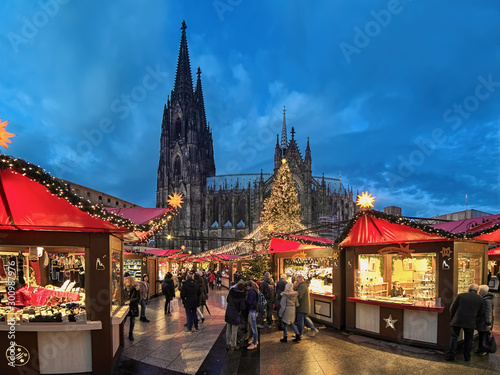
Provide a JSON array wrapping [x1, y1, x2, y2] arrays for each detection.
[[112, 288, 500, 375]]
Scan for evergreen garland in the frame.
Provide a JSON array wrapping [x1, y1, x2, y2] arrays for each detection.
[[0, 154, 178, 241]]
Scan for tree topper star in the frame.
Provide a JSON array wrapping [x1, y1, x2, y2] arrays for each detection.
[[356, 191, 375, 209], [0, 119, 15, 149], [167, 192, 184, 209]]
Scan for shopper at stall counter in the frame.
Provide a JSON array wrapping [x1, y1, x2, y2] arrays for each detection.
[[294, 275, 319, 340], [475, 284, 495, 356], [390, 281, 405, 297], [181, 273, 201, 332], [162, 272, 176, 315], [445, 283, 485, 362], [124, 276, 140, 341]]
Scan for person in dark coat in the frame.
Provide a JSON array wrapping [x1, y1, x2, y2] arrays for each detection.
[[294, 275, 319, 339], [124, 276, 140, 340], [275, 274, 287, 310], [180, 273, 201, 332], [245, 280, 259, 350], [225, 281, 246, 350], [260, 272, 276, 326], [194, 272, 207, 322], [445, 283, 485, 361], [475, 284, 495, 355], [216, 271, 222, 290], [162, 272, 176, 315]]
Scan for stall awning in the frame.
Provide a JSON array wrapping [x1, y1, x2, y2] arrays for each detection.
[[0, 166, 132, 234], [338, 210, 457, 247], [269, 234, 335, 253]]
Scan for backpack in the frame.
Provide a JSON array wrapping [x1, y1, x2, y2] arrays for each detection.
[[257, 291, 267, 308]]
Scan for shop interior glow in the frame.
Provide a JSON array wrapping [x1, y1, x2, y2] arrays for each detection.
[[356, 191, 375, 209]]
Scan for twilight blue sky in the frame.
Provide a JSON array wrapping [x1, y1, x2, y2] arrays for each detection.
[[1, 0, 499, 218]]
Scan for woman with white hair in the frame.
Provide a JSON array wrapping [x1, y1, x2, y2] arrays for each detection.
[[278, 283, 301, 343], [475, 284, 495, 355]]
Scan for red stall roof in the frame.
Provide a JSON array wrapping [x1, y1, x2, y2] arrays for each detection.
[[338, 210, 457, 247], [269, 234, 335, 253], [432, 214, 500, 234], [105, 207, 171, 224], [0, 166, 132, 234]]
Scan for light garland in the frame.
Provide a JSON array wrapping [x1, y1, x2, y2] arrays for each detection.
[[0, 155, 179, 242]]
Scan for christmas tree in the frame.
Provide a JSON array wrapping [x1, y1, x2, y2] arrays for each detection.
[[240, 254, 270, 281], [260, 158, 303, 233]]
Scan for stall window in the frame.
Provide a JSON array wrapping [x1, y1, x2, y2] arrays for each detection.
[[283, 256, 333, 295], [111, 251, 122, 309], [457, 253, 483, 293], [355, 253, 436, 306]]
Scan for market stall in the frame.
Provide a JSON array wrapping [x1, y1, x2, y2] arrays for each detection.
[[0, 156, 174, 374], [339, 209, 489, 349], [269, 234, 344, 329]]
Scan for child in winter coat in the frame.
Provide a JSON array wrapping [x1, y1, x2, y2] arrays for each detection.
[[278, 283, 301, 342]]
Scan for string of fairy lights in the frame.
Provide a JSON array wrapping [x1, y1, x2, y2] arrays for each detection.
[[0, 155, 179, 242]]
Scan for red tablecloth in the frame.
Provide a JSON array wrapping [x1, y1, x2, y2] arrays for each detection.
[[27, 286, 80, 305]]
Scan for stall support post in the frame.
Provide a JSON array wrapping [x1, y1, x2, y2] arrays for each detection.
[[86, 233, 114, 375]]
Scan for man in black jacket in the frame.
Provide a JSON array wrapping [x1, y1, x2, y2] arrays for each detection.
[[445, 283, 485, 361], [162, 272, 176, 315], [181, 273, 201, 332]]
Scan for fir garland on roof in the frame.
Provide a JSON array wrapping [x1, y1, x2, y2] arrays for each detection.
[[464, 221, 500, 239], [271, 233, 337, 249], [0, 155, 179, 234], [334, 208, 463, 246]]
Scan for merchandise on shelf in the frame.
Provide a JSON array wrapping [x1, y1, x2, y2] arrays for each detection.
[[355, 253, 438, 307], [283, 256, 333, 296], [124, 259, 142, 280]]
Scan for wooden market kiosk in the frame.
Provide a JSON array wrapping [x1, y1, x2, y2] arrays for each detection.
[[0, 156, 172, 374], [339, 209, 489, 349], [269, 234, 345, 329]]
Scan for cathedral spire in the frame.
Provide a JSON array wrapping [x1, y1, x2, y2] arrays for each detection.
[[281, 106, 288, 150], [173, 20, 193, 101], [195, 67, 206, 125], [305, 137, 311, 165]]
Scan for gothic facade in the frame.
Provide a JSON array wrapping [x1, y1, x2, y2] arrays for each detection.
[[156, 22, 356, 252]]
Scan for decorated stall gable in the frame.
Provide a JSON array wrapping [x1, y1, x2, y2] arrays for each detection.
[[337, 209, 460, 247]]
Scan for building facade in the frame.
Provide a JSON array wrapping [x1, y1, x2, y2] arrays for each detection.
[[156, 22, 356, 252]]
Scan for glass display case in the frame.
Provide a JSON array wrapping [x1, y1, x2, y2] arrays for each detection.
[[111, 250, 122, 310], [355, 253, 437, 306], [124, 259, 141, 281], [283, 256, 333, 296], [457, 253, 482, 293]]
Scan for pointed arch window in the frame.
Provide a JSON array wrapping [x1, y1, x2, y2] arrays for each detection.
[[175, 118, 182, 139], [174, 156, 181, 178]]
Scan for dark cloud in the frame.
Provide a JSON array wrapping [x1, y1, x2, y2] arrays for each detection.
[[0, 0, 498, 216]]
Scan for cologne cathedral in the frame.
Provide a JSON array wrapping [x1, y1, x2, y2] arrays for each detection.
[[156, 22, 356, 252]]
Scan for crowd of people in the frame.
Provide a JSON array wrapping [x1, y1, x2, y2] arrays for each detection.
[[123, 269, 496, 360]]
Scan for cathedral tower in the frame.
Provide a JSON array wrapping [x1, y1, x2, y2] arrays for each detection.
[[156, 21, 215, 248]]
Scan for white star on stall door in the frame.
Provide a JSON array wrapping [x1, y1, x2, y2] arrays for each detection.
[[383, 315, 398, 330]]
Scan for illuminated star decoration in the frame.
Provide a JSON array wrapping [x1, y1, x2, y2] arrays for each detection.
[[332, 251, 340, 261], [383, 315, 398, 330], [167, 192, 184, 209], [356, 191, 375, 209], [440, 247, 452, 258], [0, 119, 15, 149]]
